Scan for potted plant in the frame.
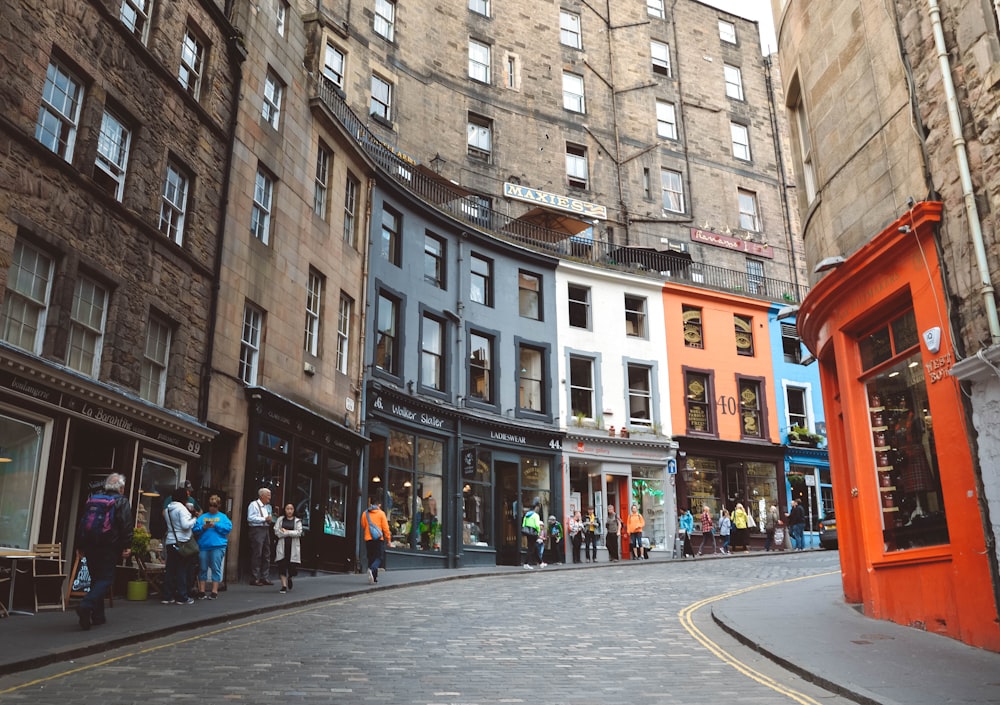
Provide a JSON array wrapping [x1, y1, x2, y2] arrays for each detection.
[[127, 526, 152, 601], [788, 425, 824, 447]]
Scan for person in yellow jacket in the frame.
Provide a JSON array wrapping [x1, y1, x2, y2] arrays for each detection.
[[626, 503, 645, 560], [360, 498, 391, 584]]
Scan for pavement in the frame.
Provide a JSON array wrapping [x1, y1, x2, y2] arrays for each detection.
[[1, 549, 999, 705]]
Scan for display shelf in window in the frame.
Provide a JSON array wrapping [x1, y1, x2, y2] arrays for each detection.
[[882, 506, 899, 513], [879, 485, 896, 492]]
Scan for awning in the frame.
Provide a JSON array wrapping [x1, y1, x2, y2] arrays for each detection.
[[514, 206, 594, 235]]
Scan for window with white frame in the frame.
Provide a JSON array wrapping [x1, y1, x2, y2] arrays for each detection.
[[568, 355, 594, 419], [370, 74, 392, 121], [719, 19, 737, 44], [651, 40, 671, 76], [262, 70, 284, 129], [314, 142, 331, 220], [518, 345, 544, 412], [738, 189, 760, 231], [120, 0, 152, 43], [724, 64, 744, 101], [344, 172, 359, 247], [567, 283, 590, 329], [304, 268, 323, 356], [179, 27, 205, 98], [469, 40, 491, 83], [375, 291, 400, 376], [518, 270, 541, 320], [337, 293, 352, 374], [469, 0, 489, 16], [505, 53, 520, 90], [566, 143, 589, 189], [627, 363, 653, 426], [140, 314, 171, 404], [276, 0, 288, 36], [239, 303, 263, 385], [374, 0, 395, 41], [35, 60, 83, 162], [746, 258, 765, 294], [66, 276, 109, 378], [786, 385, 808, 429], [467, 113, 492, 161], [159, 161, 189, 244], [469, 331, 494, 403], [661, 168, 684, 213], [731, 122, 751, 161], [562, 72, 585, 113], [647, 0, 665, 19], [625, 295, 647, 338], [560, 11, 582, 48], [2, 241, 54, 354], [251, 166, 274, 244], [421, 314, 444, 391], [94, 110, 131, 201], [323, 43, 346, 90], [656, 100, 677, 139]]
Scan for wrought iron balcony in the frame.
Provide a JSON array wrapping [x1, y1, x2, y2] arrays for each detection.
[[315, 79, 808, 305]]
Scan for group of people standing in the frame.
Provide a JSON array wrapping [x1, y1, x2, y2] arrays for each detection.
[[521, 502, 647, 567], [678, 501, 790, 557]]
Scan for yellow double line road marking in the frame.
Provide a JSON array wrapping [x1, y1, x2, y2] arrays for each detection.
[[678, 571, 839, 705]]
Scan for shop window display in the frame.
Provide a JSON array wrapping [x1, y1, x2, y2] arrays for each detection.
[[462, 449, 492, 546], [684, 457, 720, 517], [520, 457, 550, 553], [0, 414, 45, 551], [862, 309, 947, 551], [385, 432, 443, 552]]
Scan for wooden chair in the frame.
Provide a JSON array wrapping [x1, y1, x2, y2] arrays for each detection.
[[135, 554, 166, 597], [31, 543, 67, 612]]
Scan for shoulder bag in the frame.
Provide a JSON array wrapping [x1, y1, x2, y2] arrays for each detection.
[[168, 505, 200, 558]]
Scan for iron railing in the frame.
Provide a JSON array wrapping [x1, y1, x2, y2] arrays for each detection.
[[315, 79, 808, 305]]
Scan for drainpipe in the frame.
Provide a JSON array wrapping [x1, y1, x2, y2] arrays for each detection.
[[927, 0, 1000, 345]]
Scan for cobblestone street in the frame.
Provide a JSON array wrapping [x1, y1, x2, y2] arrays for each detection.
[[0, 552, 854, 704]]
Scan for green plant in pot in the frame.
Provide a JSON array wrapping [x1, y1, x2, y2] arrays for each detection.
[[127, 526, 152, 600], [788, 425, 824, 447]]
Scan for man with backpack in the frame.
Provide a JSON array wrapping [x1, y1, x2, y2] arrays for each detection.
[[75, 473, 133, 630]]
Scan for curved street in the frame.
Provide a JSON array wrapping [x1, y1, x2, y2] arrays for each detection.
[[0, 551, 855, 704]]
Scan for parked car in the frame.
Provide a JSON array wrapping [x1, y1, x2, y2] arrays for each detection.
[[819, 512, 838, 549]]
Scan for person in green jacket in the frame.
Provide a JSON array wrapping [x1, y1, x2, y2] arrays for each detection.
[[521, 503, 544, 569]]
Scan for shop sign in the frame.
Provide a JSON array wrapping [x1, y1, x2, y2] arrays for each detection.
[[503, 182, 607, 219], [372, 393, 448, 430], [690, 228, 774, 259], [925, 352, 954, 383], [0, 369, 205, 454]]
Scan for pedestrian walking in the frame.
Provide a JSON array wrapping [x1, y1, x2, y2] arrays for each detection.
[[546, 515, 564, 564], [786, 498, 806, 550], [605, 505, 622, 561], [697, 504, 718, 555], [246, 487, 274, 586], [521, 503, 544, 568], [583, 508, 600, 562], [163, 486, 197, 605], [74, 473, 133, 630], [732, 502, 750, 553], [764, 503, 780, 551], [274, 503, 303, 593], [719, 508, 732, 554], [678, 507, 695, 558], [568, 510, 584, 563], [627, 503, 645, 560], [361, 498, 391, 584], [193, 494, 231, 599]]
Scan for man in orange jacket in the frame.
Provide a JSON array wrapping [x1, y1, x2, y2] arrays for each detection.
[[361, 498, 391, 584]]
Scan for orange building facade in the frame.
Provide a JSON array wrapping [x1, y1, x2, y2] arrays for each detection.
[[798, 202, 1000, 649], [663, 285, 784, 525]]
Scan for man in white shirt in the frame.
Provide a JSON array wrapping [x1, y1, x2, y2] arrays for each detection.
[[246, 487, 273, 585]]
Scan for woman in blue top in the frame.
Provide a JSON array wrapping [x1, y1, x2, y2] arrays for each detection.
[[193, 494, 232, 599], [679, 507, 696, 558]]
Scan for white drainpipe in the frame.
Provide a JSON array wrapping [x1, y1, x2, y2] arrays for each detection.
[[927, 0, 1000, 344]]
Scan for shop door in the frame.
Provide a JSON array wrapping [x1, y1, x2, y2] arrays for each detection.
[[607, 475, 629, 559], [292, 457, 353, 574], [495, 461, 520, 565], [724, 462, 745, 510]]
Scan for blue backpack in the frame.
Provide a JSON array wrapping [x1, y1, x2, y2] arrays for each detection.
[[77, 494, 118, 547]]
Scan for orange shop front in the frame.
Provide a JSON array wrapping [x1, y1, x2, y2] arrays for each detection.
[[798, 201, 1000, 650]]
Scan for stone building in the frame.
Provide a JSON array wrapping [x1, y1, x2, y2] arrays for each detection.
[[0, 0, 237, 558], [774, 0, 1000, 649]]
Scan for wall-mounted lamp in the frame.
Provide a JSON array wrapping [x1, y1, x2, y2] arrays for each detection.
[[801, 353, 817, 366], [372, 475, 382, 483], [775, 304, 799, 321], [813, 256, 846, 274]]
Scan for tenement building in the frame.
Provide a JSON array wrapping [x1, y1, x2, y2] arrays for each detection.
[[0, 0, 240, 557], [775, 0, 1000, 649]]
